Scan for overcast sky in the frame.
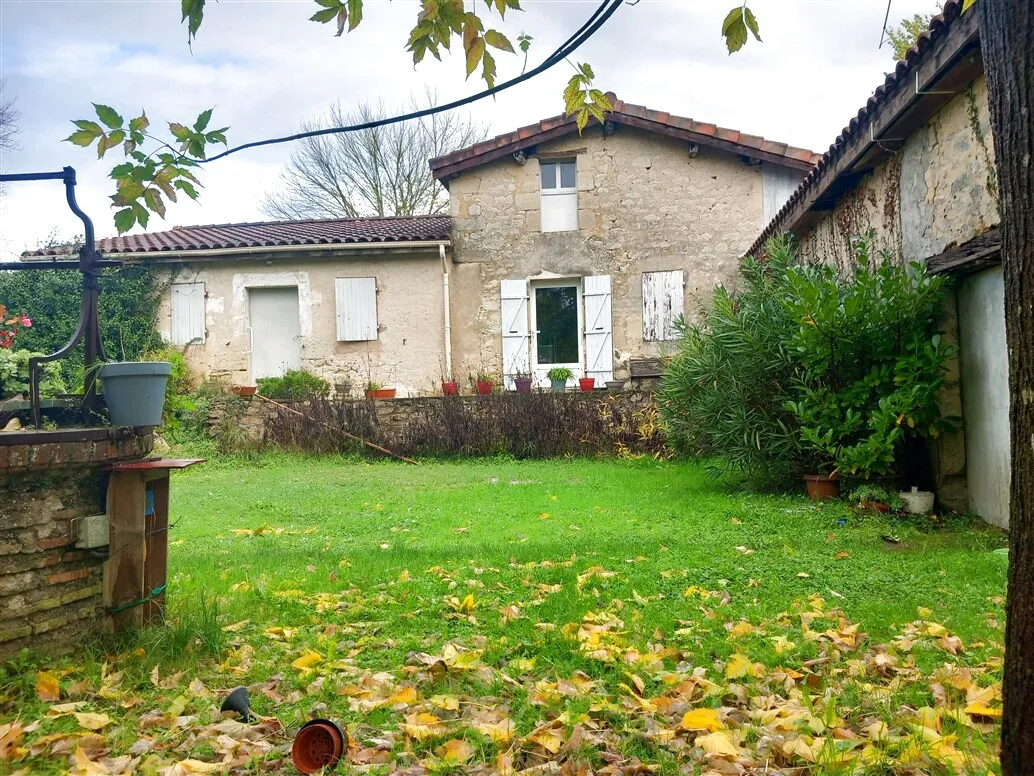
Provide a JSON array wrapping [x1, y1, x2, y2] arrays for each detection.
[[0, 0, 935, 260]]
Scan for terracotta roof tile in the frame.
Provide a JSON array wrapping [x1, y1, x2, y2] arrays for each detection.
[[429, 96, 821, 179], [28, 215, 451, 257]]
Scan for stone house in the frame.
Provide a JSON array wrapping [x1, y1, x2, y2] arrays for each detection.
[[91, 99, 818, 395], [95, 216, 454, 396], [748, 0, 1007, 526], [431, 96, 819, 388]]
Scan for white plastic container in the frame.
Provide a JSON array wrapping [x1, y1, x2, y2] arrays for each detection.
[[900, 486, 935, 514]]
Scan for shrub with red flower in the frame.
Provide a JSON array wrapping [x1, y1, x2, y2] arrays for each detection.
[[0, 304, 32, 349]]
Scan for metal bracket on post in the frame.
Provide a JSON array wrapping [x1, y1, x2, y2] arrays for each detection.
[[0, 167, 112, 428]]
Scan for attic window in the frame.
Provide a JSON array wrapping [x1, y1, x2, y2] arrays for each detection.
[[540, 159, 578, 233]]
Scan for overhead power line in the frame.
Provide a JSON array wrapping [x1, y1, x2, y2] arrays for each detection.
[[204, 0, 625, 164]]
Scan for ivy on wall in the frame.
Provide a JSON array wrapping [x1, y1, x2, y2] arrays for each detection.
[[0, 265, 165, 383]]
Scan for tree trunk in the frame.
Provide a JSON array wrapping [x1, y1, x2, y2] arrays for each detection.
[[976, 1, 1034, 772]]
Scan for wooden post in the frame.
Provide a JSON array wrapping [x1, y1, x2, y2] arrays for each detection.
[[143, 474, 170, 624], [103, 470, 147, 631]]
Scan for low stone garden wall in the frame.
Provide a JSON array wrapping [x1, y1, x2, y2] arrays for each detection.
[[207, 389, 666, 458], [0, 429, 153, 659]]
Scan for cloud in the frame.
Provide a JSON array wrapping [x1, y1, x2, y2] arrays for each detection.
[[1, 0, 939, 259]]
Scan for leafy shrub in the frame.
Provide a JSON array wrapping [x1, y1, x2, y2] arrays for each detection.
[[0, 266, 163, 385], [782, 234, 956, 478], [0, 349, 68, 399], [257, 370, 331, 401], [658, 236, 801, 485]]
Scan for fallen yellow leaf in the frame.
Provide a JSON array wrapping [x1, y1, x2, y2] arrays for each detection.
[[35, 672, 61, 702], [681, 708, 724, 732], [964, 702, 1003, 719], [436, 738, 473, 764], [725, 653, 752, 679], [696, 731, 740, 758], [73, 712, 111, 731], [291, 650, 323, 671]]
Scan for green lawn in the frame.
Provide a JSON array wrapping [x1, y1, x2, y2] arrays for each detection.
[[3, 455, 1008, 774]]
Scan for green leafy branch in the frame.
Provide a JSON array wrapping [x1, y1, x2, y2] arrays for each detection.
[[563, 63, 611, 132], [65, 103, 228, 233], [721, 3, 761, 54]]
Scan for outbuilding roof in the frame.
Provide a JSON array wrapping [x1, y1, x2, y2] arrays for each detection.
[[747, 0, 981, 257], [429, 94, 821, 182], [28, 215, 452, 256]]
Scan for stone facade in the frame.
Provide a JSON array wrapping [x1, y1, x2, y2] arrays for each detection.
[[797, 77, 998, 268], [0, 430, 153, 658], [446, 125, 796, 381], [155, 249, 448, 398]]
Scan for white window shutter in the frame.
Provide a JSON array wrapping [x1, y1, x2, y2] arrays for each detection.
[[583, 275, 613, 386], [541, 192, 578, 233], [500, 279, 529, 389], [336, 277, 378, 341], [170, 282, 205, 345], [643, 270, 685, 341]]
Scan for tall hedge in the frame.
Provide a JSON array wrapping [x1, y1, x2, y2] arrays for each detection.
[[0, 265, 164, 383]]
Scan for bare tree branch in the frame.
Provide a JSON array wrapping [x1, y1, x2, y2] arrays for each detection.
[[262, 90, 488, 220]]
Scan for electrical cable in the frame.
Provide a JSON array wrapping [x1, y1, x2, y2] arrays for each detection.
[[203, 0, 625, 164]]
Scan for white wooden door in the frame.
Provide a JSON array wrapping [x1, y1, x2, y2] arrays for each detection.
[[500, 279, 530, 390], [249, 287, 301, 381], [583, 275, 613, 386]]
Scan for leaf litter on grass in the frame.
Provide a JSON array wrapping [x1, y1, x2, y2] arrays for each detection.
[[1, 560, 1003, 776]]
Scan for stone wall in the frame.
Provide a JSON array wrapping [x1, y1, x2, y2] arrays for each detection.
[[447, 125, 795, 379], [797, 76, 998, 269], [0, 430, 153, 659], [208, 389, 661, 457]]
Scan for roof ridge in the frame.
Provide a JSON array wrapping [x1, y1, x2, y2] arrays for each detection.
[[429, 96, 820, 178], [165, 213, 449, 232]]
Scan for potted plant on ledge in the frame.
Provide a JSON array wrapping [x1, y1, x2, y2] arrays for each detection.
[[512, 369, 534, 394], [365, 381, 396, 400], [547, 367, 572, 393], [578, 376, 596, 392], [474, 372, 494, 395]]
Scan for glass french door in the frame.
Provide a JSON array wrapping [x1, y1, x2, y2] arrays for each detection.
[[531, 280, 583, 386]]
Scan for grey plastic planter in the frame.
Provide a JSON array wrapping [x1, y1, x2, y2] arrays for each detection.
[[550, 379, 567, 393], [98, 361, 172, 427]]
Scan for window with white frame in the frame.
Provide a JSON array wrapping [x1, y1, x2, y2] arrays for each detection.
[[642, 270, 685, 341], [169, 282, 205, 345], [539, 159, 578, 233], [335, 277, 378, 341]]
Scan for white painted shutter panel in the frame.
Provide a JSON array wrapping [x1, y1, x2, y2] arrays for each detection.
[[336, 277, 378, 341], [642, 270, 685, 341], [170, 282, 205, 345], [583, 275, 613, 386], [500, 279, 529, 389]]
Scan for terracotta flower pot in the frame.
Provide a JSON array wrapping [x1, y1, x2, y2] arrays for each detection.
[[441, 381, 459, 396], [231, 385, 257, 397], [860, 499, 890, 513], [476, 380, 493, 395], [513, 377, 533, 394], [578, 377, 596, 392], [291, 719, 346, 775], [804, 473, 840, 501], [365, 388, 396, 400]]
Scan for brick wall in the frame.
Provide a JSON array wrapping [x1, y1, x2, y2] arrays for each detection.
[[0, 430, 153, 659]]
